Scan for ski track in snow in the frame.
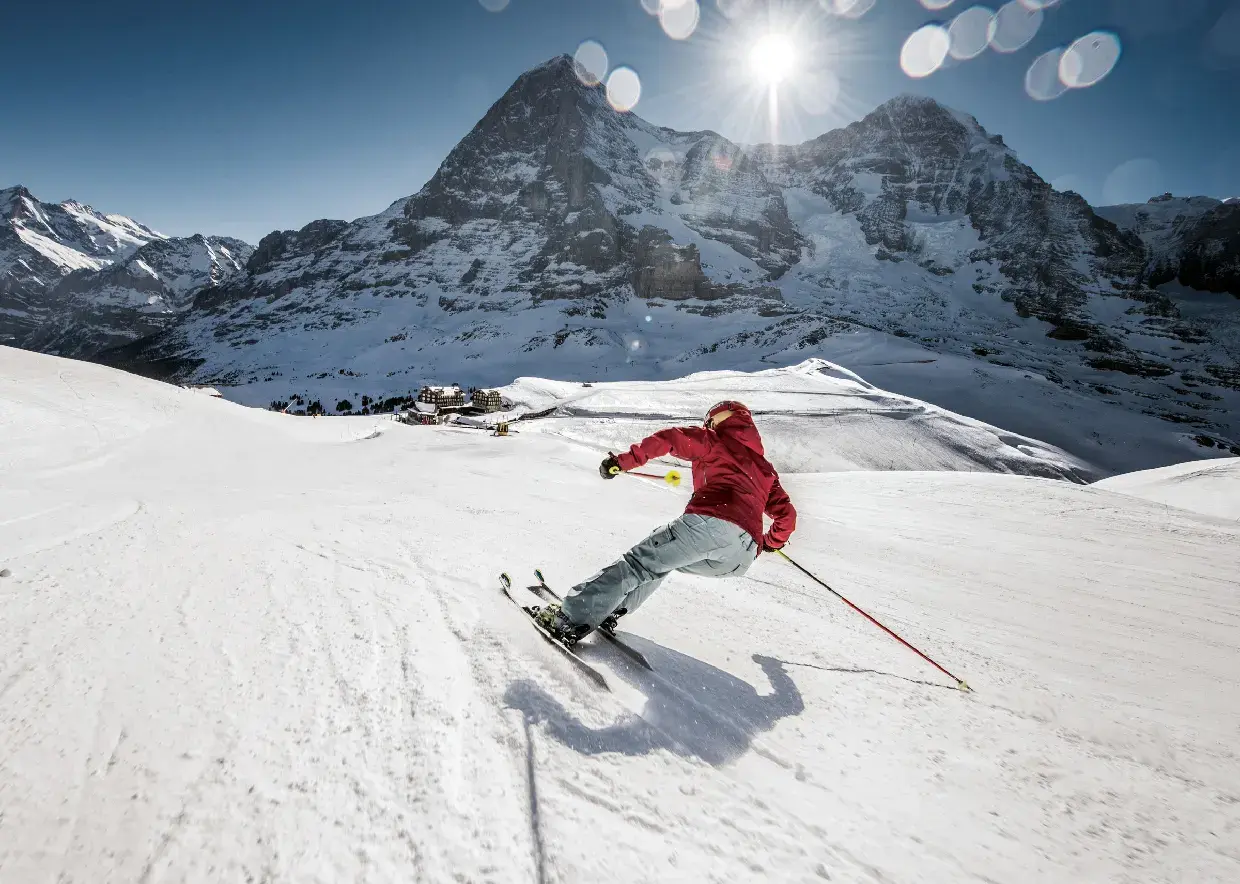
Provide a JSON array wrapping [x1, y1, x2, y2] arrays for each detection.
[[1, 346, 1238, 883]]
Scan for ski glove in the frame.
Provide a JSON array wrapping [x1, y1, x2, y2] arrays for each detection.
[[599, 454, 621, 480]]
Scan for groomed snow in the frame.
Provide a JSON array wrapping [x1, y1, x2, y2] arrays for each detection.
[[2, 346, 1238, 883], [1095, 457, 1240, 521]]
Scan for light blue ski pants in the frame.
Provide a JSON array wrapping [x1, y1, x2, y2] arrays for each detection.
[[561, 513, 759, 630]]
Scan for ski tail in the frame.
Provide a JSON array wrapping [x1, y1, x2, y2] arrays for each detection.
[[531, 570, 654, 671], [501, 574, 609, 691]]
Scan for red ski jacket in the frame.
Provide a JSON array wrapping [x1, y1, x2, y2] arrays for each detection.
[[615, 406, 797, 550]]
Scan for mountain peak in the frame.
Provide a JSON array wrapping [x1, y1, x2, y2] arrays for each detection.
[[505, 54, 600, 96], [1, 184, 38, 216], [877, 93, 946, 111], [1, 184, 35, 200], [862, 93, 1002, 150]]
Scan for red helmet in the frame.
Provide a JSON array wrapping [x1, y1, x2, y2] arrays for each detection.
[[705, 400, 750, 427]]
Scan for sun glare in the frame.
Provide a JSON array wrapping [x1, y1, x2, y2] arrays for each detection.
[[749, 33, 798, 86]]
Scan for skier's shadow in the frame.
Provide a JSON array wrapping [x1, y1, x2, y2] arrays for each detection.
[[504, 638, 804, 767]]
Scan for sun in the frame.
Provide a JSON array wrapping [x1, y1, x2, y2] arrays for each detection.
[[749, 33, 798, 86]]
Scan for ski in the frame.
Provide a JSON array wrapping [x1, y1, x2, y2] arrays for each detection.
[[531, 569, 654, 671], [500, 573, 609, 691]]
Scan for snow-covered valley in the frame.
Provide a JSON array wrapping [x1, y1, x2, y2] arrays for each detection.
[[2, 346, 1237, 883]]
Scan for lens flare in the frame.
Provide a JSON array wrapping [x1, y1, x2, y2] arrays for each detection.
[[573, 40, 609, 87], [920, 0, 957, 9], [793, 68, 841, 116], [606, 67, 643, 112], [1205, 3, 1240, 68], [948, 6, 994, 61], [988, 0, 1043, 53], [1102, 158, 1161, 206], [901, 25, 951, 78], [1059, 31, 1122, 89], [478, 0, 509, 10], [660, 0, 701, 41], [825, 0, 876, 17], [1025, 48, 1067, 101], [716, 0, 754, 18]]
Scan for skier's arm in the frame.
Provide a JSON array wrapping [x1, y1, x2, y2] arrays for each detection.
[[763, 477, 797, 549], [615, 427, 711, 470]]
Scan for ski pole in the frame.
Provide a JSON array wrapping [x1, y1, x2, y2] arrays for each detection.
[[776, 550, 971, 692], [627, 469, 682, 487]]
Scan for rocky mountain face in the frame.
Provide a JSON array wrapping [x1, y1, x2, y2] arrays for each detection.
[[0, 185, 252, 357], [2, 185, 161, 345], [26, 234, 252, 358], [1098, 194, 1240, 298], [750, 97, 1178, 349], [77, 56, 1240, 470]]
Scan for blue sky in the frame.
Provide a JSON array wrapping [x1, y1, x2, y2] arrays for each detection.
[[2, 0, 1237, 245]]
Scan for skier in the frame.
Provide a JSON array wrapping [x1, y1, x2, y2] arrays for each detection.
[[537, 400, 796, 643]]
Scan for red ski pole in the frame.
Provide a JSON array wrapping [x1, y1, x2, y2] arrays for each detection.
[[777, 550, 971, 692]]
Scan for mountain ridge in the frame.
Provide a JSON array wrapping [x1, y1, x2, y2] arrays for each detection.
[[1, 185, 253, 355], [9, 56, 1237, 474], [1098, 193, 1240, 298]]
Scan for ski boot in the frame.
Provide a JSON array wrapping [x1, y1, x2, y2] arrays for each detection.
[[534, 603, 591, 648], [598, 607, 628, 637]]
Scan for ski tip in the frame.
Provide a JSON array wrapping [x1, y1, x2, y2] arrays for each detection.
[[534, 568, 546, 583], [500, 573, 512, 589]]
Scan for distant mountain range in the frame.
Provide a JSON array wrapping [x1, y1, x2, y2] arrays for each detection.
[[4, 56, 1237, 473], [1095, 193, 1240, 296], [0, 185, 252, 357]]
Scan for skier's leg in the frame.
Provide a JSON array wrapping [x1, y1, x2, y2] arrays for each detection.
[[561, 514, 729, 629], [617, 520, 758, 619], [611, 575, 665, 619], [678, 517, 759, 578]]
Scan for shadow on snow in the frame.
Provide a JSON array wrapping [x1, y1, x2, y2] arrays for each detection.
[[504, 636, 804, 767]]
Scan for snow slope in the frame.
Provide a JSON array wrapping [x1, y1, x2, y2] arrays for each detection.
[[2, 346, 1239, 883], [1096, 456, 1240, 520], [491, 358, 1094, 481]]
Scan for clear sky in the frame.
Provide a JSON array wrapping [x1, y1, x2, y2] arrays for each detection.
[[3, 0, 1237, 245]]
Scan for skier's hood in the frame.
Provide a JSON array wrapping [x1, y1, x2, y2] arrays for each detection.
[[709, 401, 765, 457]]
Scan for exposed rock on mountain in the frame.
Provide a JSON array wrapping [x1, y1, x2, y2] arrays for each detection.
[[26, 234, 252, 358], [755, 97, 1158, 337], [1176, 201, 1240, 296], [1098, 194, 1240, 297]]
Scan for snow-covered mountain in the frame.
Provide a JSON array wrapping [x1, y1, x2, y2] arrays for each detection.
[[0, 185, 252, 356], [1097, 193, 1240, 296], [78, 57, 1240, 471], [1, 185, 162, 344], [3, 345, 1238, 883], [24, 234, 252, 358]]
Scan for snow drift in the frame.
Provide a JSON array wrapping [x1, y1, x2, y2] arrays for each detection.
[[1, 345, 1238, 883]]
